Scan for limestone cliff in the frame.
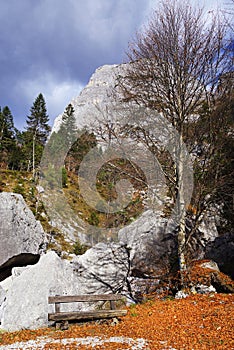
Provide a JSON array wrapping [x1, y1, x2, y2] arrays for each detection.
[[52, 64, 122, 133]]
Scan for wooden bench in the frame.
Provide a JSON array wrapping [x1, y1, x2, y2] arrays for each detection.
[[48, 294, 127, 328]]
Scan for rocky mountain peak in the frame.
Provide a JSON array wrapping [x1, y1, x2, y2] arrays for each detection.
[[52, 64, 123, 134]]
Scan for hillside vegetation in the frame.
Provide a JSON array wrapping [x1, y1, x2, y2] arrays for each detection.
[[0, 165, 145, 251]]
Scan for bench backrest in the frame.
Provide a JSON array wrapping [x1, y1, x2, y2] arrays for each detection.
[[48, 294, 124, 304]]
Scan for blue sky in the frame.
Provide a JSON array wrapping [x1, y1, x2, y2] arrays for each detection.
[[0, 0, 228, 130]]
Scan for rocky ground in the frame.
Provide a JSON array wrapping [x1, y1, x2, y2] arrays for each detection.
[[0, 293, 233, 349]]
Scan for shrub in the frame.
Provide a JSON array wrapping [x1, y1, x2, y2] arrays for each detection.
[[73, 240, 89, 255]]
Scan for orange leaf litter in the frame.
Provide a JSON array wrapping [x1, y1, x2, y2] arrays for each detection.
[[0, 293, 233, 349]]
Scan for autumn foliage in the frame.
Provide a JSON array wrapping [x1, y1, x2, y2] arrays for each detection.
[[0, 293, 233, 349]]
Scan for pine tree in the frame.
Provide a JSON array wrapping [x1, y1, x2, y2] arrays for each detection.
[[0, 106, 19, 168], [58, 103, 77, 171], [0, 106, 14, 146], [26, 93, 51, 144], [24, 93, 51, 176], [60, 103, 77, 149]]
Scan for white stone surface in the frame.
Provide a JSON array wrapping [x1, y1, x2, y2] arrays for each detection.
[[0, 192, 46, 267], [0, 336, 148, 349], [0, 243, 129, 331], [0, 251, 77, 331], [51, 64, 122, 134], [200, 260, 220, 272], [195, 284, 216, 294]]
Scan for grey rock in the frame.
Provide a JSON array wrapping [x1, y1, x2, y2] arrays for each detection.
[[188, 212, 219, 261], [200, 261, 219, 272], [0, 193, 46, 281], [72, 242, 129, 295], [111, 317, 119, 326], [0, 192, 46, 265], [0, 251, 81, 331], [0, 243, 129, 331], [51, 64, 122, 134], [205, 232, 234, 279], [175, 290, 189, 299], [118, 210, 177, 276], [118, 209, 218, 277], [195, 284, 216, 294]]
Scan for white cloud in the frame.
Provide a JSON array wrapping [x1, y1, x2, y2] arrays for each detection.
[[145, 0, 226, 16], [69, 0, 151, 50], [1, 0, 228, 131], [15, 73, 83, 125]]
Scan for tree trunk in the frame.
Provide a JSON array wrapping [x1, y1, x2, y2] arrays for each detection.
[[176, 132, 187, 283], [32, 134, 36, 178]]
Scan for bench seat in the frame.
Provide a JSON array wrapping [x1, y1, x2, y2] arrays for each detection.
[[48, 309, 127, 321], [48, 294, 127, 327]]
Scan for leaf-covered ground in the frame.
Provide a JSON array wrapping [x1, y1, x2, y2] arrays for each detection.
[[0, 293, 233, 349]]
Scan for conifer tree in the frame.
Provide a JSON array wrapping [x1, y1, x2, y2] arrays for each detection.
[[0, 106, 19, 168], [57, 103, 77, 172], [0, 106, 15, 146], [24, 93, 51, 176], [60, 103, 77, 149], [26, 93, 50, 144]]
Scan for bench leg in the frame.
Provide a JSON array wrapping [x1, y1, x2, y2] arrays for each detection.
[[111, 317, 119, 326], [55, 320, 69, 330], [61, 320, 69, 330], [55, 322, 61, 330]]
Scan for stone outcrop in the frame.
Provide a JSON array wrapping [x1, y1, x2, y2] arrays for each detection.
[[118, 209, 219, 277], [52, 64, 122, 134], [0, 252, 77, 331], [0, 244, 129, 331], [118, 210, 177, 276], [42, 65, 124, 241], [205, 232, 234, 279], [0, 207, 229, 331], [0, 192, 46, 281], [72, 243, 129, 294]]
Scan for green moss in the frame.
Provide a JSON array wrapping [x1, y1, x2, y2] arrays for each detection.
[[73, 240, 89, 255]]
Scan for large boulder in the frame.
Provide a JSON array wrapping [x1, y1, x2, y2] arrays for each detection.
[[118, 210, 219, 277], [0, 244, 129, 331], [205, 232, 234, 279], [0, 192, 46, 281], [118, 210, 177, 276], [0, 251, 78, 331], [72, 242, 129, 294]]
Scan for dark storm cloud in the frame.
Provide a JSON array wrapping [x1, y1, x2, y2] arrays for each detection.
[[0, 0, 153, 129], [0, 0, 224, 129]]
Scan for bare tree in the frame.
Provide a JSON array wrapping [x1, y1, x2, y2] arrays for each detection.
[[222, 0, 234, 30], [115, 0, 232, 282]]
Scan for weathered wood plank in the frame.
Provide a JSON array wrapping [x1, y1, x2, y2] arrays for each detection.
[[48, 294, 124, 304], [110, 300, 116, 310], [55, 303, 60, 313], [48, 309, 127, 321]]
